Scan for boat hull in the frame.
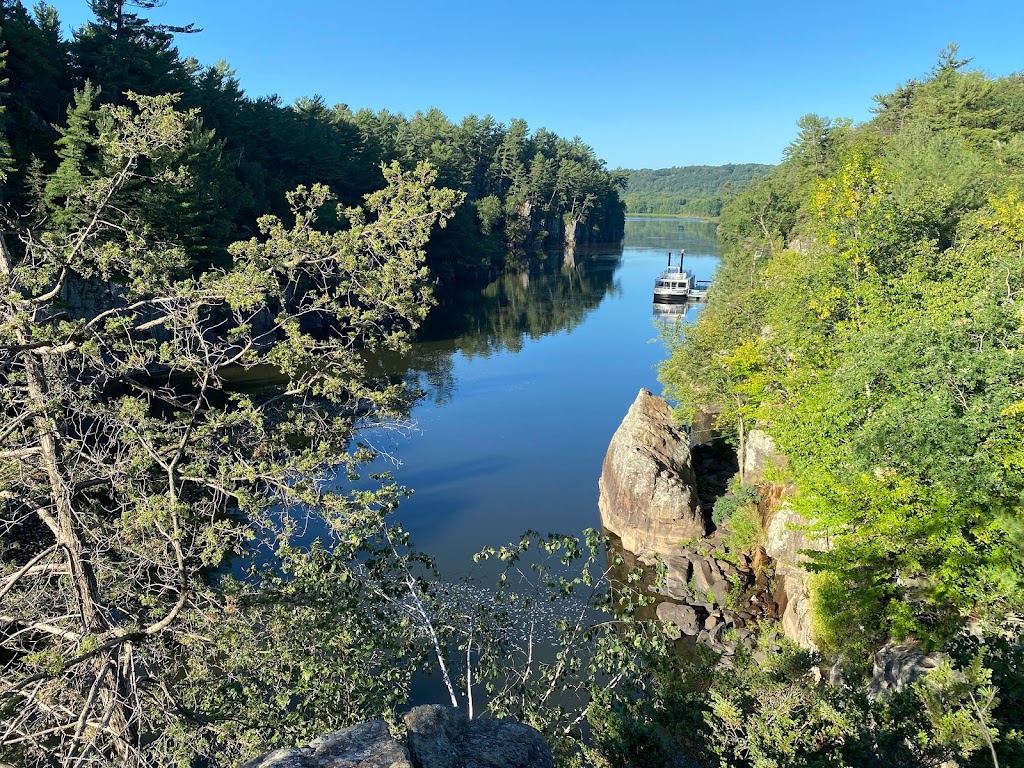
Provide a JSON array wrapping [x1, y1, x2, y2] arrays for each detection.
[[653, 291, 690, 304]]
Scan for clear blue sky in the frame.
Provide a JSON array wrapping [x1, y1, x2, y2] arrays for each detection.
[[47, 0, 1024, 170]]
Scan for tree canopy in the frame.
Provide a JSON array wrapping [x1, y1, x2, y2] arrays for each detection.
[[662, 46, 1024, 657], [0, 0, 625, 279], [622, 164, 773, 218]]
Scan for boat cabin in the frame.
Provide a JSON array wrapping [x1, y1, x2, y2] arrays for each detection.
[[653, 252, 710, 304]]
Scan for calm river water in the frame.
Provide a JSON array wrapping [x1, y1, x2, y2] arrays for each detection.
[[369, 216, 720, 572]]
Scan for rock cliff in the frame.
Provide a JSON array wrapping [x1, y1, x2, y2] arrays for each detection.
[[598, 389, 708, 554], [599, 394, 824, 652], [764, 503, 825, 649], [239, 706, 553, 768]]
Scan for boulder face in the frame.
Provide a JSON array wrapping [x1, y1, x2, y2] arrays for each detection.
[[765, 504, 830, 650], [238, 720, 411, 768], [598, 389, 707, 555], [869, 642, 946, 699], [405, 705, 553, 768], [742, 429, 784, 485], [239, 707, 553, 768]]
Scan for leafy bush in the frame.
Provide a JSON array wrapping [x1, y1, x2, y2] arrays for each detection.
[[711, 481, 762, 527]]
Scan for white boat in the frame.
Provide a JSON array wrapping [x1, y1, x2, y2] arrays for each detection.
[[653, 250, 710, 304]]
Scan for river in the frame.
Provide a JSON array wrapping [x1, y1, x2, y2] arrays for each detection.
[[368, 216, 720, 572]]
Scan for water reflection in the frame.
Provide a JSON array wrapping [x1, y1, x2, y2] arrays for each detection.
[[365, 244, 624, 405], [652, 301, 698, 321], [625, 216, 720, 258], [365, 218, 719, 411]]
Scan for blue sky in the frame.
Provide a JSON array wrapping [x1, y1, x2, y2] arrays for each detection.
[[47, 0, 1024, 169]]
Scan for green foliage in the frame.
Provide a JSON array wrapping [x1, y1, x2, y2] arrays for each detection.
[[916, 653, 1001, 763], [712, 481, 762, 528], [583, 623, 1013, 768], [459, 529, 668, 765], [0, 0, 624, 279], [659, 49, 1024, 657], [622, 163, 773, 217], [0, 91, 462, 767], [724, 503, 766, 554]]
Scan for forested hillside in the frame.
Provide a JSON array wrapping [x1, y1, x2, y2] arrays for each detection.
[[0, 3, 633, 767], [622, 163, 772, 217], [657, 46, 1024, 765], [0, 0, 624, 282]]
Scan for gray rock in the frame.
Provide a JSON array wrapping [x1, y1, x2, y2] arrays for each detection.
[[869, 642, 946, 699], [598, 389, 707, 556], [691, 558, 716, 596], [706, 623, 725, 646], [657, 602, 700, 636], [654, 577, 689, 601], [764, 504, 831, 650], [404, 705, 553, 768], [710, 579, 731, 607], [666, 554, 693, 585], [652, 554, 695, 601], [764, 504, 827, 569], [239, 720, 411, 768]]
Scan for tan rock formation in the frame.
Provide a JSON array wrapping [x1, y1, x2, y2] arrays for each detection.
[[598, 389, 707, 556], [765, 504, 829, 649]]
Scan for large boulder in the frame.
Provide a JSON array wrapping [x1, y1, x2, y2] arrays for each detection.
[[404, 705, 553, 768], [240, 708, 553, 768], [656, 602, 700, 637], [238, 720, 411, 768], [598, 389, 707, 556]]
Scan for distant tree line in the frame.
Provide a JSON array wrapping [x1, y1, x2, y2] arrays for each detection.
[[622, 163, 772, 218], [0, 0, 625, 282]]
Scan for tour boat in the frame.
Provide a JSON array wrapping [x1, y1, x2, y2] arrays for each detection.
[[653, 250, 710, 304]]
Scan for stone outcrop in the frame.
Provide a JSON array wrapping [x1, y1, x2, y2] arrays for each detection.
[[598, 389, 707, 555], [239, 720, 411, 768], [869, 642, 946, 699], [598, 398, 831, 655], [741, 429, 785, 485], [238, 707, 553, 768], [764, 503, 829, 650], [405, 705, 552, 768]]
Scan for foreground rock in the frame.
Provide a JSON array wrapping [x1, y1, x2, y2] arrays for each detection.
[[238, 707, 553, 768], [598, 389, 708, 555], [239, 720, 411, 768], [405, 705, 553, 768]]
